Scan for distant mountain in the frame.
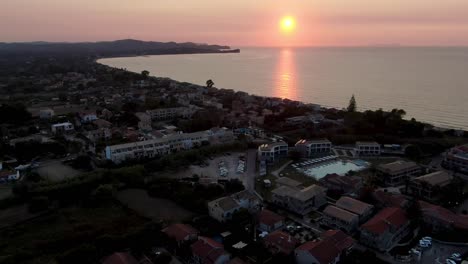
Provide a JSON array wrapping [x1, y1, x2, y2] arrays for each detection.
[[0, 39, 239, 58]]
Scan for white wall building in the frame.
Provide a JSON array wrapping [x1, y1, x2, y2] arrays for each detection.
[[355, 141, 381, 156], [258, 141, 289, 163], [51, 122, 74, 134], [295, 139, 332, 157]]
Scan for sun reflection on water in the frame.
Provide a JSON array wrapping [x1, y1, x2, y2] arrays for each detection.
[[274, 48, 298, 100]]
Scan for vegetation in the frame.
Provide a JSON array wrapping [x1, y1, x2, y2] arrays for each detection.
[[347, 94, 357, 112]]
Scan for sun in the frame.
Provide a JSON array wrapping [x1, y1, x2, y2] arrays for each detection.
[[280, 16, 296, 33]]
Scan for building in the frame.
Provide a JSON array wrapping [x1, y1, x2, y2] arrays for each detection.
[[271, 185, 327, 215], [295, 230, 355, 264], [147, 107, 196, 120], [85, 128, 112, 142], [335, 197, 374, 223], [39, 108, 54, 119], [257, 209, 285, 232], [208, 190, 261, 222], [322, 205, 359, 233], [135, 112, 152, 131], [51, 122, 74, 134], [355, 142, 381, 156], [443, 144, 468, 173], [257, 142, 289, 163], [409, 171, 453, 201], [80, 110, 98, 123], [360, 207, 410, 251], [372, 190, 409, 209], [263, 230, 299, 255], [295, 139, 332, 157], [419, 201, 468, 233], [276, 177, 302, 188], [191, 237, 230, 264], [319, 174, 363, 195], [162, 223, 199, 245], [105, 130, 210, 163], [376, 160, 422, 187]]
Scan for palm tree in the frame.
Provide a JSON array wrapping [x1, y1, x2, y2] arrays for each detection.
[[206, 79, 214, 88]]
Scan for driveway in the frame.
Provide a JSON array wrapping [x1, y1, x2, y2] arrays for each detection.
[[420, 241, 468, 264]]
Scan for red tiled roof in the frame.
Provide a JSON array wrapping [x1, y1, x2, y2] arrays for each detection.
[[163, 223, 198, 242], [296, 229, 355, 264], [321, 230, 356, 252], [258, 209, 284, 227], [419, 201, 468, 230], [361, 207, 408, 235], [102, 252, 139, 264], [264, 230, 299, 255], [373, 190, 408, 208], [191, 237, 227, 264]]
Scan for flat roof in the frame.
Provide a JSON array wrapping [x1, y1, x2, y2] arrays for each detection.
[[377, 160, 419, 173], [324, 205, 359, 222]]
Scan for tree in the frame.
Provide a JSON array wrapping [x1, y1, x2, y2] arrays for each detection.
[[347, 94, 357, 112], [206, 79, 214, 88], [141, 70, 150, 78]]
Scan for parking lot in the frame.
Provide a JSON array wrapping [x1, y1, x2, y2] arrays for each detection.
[[419, 241, 468, 264]]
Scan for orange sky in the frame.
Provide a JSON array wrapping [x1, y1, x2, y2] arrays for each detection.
[[2, 0, 468, 46]]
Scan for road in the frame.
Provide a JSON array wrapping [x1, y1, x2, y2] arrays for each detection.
[[245, 149, 257, 192]]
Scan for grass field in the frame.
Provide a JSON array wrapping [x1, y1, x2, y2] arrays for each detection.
[[36, 161, 81, 181], [117, 188, 194, 223], [0, 204, 147, 264]]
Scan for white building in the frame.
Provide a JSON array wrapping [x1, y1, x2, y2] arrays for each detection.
[[295, 139, 332, 157], [146, 106, 197, 120], [258, 141, 289, 163], [39, 108, 55, 119], [208, 190, 261, 222], [51, 122, 74, 134], [271, 185, 327, 215], [105, 131, 209, 163], [355, 141, 381, 156]]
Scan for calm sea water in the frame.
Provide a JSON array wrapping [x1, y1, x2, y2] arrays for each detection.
[[99, 47, 468, 130]]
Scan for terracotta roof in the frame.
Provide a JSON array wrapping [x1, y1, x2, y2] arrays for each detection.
[[360, 207, 408, 235], [258, 209, 285, 227], [335, 197, 373, 216], [296, 230, 355, 264], [264, 230, 299, 255], [162, 223, 198, 242], [419, 201, 468, 230], [191, 237, 228, 264], [372, 190, 408, 208], [101, 252, 139, 264]]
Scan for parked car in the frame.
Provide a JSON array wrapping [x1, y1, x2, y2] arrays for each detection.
[[446, 259, 456, 264]]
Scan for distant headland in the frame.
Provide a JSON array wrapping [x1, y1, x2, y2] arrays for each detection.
[[0, 39, 240, 58]]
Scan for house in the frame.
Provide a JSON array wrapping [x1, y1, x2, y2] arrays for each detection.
[[409, 171, 453, 201], [85, 128, 112, 142], [355, 142, 381, 156], [372, 190, 409, 209], [443, 144, 468, 173], [208, 127, 235, 144], [93, 119, 112, 129], [263, 230, 299, 255], [319, 173, 362, 195], [147, 107, 196, 120], [101, 252, 139, 264], [208, 190, 261, 222], [419, 201, 468, 233], [51, 122, 74, 134], [258, 209, 285, 232], [295, 230, 355, 264], [276, 177, 302, 188], [271, 185, 327, 215], [322, 205, 359, 233], [162, 223, 199, 245], [191, 237, 230, 264], [135, 112, 152, 131], [295, 139, 332, 157], [257, 142, 289, 164], [80, 110, 98, 123], [360, 207, 410, 251], [376, 160, 422, 187], [335, 197, 373, 223], [39, 108, 55, 119]]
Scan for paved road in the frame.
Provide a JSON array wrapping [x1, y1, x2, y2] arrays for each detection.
[[245, 149, 257, 191]]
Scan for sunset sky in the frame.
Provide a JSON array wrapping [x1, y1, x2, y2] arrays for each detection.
[[2, 0, 468, 46]]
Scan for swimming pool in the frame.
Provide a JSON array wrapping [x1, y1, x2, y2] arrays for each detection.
[[302, 160, 368, 179]]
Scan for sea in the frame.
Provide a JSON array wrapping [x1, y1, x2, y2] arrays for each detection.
[[98, 47, 468, 130]]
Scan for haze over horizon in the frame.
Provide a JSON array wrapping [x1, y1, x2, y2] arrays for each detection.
[[2, 0, 468, 47]]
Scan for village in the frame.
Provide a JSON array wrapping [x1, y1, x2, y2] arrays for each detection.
[[1, 57, 468, 264]]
